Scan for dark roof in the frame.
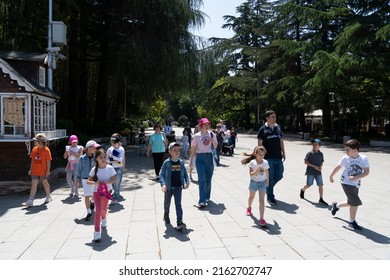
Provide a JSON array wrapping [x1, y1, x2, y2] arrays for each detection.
[[0, 57, 60, 99], [0, 50, 47, 63]]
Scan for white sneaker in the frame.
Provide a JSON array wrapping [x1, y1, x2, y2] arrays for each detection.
[[93, 231, 101, 241], [23, 198, 34, 207], [45, 195, 52, 203], [101, 218, 107, 228]]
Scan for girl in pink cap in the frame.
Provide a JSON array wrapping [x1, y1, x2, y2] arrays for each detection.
[[64, 135, 83, 197], [190, 118, 218, 207]]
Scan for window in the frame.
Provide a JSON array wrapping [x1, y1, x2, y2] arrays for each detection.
[[33, 96, 55, 132], [1, 96, 27, 136]]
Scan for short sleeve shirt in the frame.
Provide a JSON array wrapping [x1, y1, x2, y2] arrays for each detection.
[[170, 159, 181, 187], [149, 133, 166, 153], [248, 159, 269, 182], [89, 165, 117, 192], [30, 146, 52, 176], [305, 150, 324, 175], [191, 131, 218, 154], [257, 123, 283, 159], [338, 154, 370, 188]]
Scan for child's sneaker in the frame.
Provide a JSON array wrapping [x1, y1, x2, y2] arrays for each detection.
[[93, 231, 101, 242], [176, 221, 187, 230], [44, 195, 52, 203], [23, 198, 34, 207], [259, 219, 268, 227], [101, 218, 107, 228], [300, 189, 305, 199], [319, 198, 328, 206], [331, 202, 339, 216], [245, 207, 252, 216], [163, 214, 170, 224], [349, 220, 362, 230]]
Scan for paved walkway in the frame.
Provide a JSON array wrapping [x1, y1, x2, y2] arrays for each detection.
[[0, 129, 389, 260]]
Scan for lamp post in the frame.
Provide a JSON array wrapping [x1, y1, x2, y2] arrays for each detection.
[[47, 0, 53, 89]]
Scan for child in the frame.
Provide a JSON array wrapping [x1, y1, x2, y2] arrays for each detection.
[[159, 142, 190, 230], [241, 146, 269, 226], [107, 133, 125, 204], [23, 134, 52, 207], [181, 130, 189, 158], [300, 139, 328, 206], [138, 128, 146, 156], [63, 135, 83, 197], [329, 139, 370, 230], [87, 149, 116, 242], [77, 140, 100, 221]]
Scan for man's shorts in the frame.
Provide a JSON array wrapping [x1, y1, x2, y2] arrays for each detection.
[[249, 180, 266, 192], [342, 184, 362, 206], [31, 175, 47, 181], [306, 174, 323, 186]]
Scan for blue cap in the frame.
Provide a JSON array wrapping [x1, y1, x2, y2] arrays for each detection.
[[311, 138, 321, 145]]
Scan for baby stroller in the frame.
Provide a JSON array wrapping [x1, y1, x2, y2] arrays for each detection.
[[221, 138, 234, 156]]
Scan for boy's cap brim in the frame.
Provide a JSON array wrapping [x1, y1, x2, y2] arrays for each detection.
[[168, 142, 181, 150]]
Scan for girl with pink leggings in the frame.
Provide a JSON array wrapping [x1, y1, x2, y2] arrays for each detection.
[[87, 149, 116, 242]]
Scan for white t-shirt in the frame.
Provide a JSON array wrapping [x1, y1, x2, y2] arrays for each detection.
[[248, 159, 269, 182], [89, 165, 117, 192], [107, 146, 125, 168], [338, 154, 370, 188]]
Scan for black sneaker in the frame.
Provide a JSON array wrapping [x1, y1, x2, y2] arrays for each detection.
[[319, 198, 329, 206], [300, 189, 305, 199], [90, 202, 95, 212], [163, 214, 170, 224], [349, 220, 362, 230], [85, 213, 92, 221], [267, 198, 277, 205], [331, 202, 339, 216], [176, 221, 187, 231]]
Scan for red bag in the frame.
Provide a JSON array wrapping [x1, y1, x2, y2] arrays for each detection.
[[97, 182, 112, 200]]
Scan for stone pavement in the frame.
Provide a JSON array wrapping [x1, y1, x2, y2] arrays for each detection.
[[0, 128, 389, 260]]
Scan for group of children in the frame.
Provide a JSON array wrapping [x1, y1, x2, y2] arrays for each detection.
[[23, 130, 370, 243], [242, 138, 370, 230]]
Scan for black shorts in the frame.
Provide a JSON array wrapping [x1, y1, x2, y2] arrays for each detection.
[[341, 184, 362, 206]]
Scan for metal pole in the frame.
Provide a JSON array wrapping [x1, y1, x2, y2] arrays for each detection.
[[48, 0, 53, 89]]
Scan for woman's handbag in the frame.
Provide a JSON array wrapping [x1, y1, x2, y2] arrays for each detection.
[[97, 182, 112, 200]]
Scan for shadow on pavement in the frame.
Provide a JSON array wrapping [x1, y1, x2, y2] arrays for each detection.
[[61, 196, 81, 205], [303, 198, 331, 209], [85, 228, 117, 251], [266, 200, 299, 214], [334, 217, 390, 244], [22, 203, 48, 215], [195, 200, 226, 215], [163, 224, 192, 242], [250, 215, 281, 235], [74, 217, 94, 226]]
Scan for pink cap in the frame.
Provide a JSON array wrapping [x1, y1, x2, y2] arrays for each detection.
[[69, 135, 78, 143], [85, 140, 100, 148], [198, 118, 210, 126]]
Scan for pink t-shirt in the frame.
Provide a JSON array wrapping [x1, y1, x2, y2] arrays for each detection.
[[191, 131, 218, 154]]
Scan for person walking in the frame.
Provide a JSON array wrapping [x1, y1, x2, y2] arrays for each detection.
[[257, 110, 286, 205], [23, 134, 52, 207], [190, 118, 218, 207], [87, 149, 116, 242], [63, 135, 83, 197], [77, 140, 100, 221], [159, 142, 190, 230], [107, 133, 125, 204], [147, 123, 167, 179], [300, 139, 328, 206], [241, 146, 269, 226], [329, 139, 370, 230]]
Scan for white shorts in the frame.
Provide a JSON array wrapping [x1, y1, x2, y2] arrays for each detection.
[[82, 179, 93, 197]]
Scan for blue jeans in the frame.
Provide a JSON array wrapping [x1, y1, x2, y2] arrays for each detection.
[[266, 159, 284, 200], [195, 153, 214, 204], [164, 186, 183, 222], [112, 167, 123, 201]]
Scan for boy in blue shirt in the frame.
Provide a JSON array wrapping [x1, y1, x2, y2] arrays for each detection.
[[159, 142, 190, 230], [300, 139, 328, 206]]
